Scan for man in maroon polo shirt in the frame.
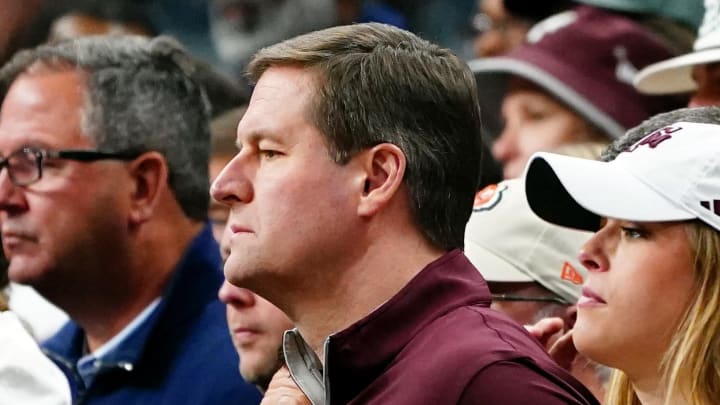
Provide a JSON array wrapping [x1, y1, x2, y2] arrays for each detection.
[[212, 22, 599, 405]]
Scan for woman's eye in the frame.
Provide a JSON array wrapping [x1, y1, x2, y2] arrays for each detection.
[[525, 107, 549, 121], [621, 227, 646, 239]]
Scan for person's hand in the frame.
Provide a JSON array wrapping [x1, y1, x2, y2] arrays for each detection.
[[260, 366, 312, 405], [525, 317, 564, 347], [525, 317, 577, 370]]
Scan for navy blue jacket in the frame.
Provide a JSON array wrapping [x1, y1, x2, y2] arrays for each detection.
[[43, 225, 262, 404]]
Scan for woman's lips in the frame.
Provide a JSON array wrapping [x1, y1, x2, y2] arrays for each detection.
[[578, 286, 606, 307]]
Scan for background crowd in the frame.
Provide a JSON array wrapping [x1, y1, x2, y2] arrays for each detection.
[[1, 0, 719, 404]]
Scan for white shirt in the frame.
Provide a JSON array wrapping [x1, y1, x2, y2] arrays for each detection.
[[0, 311, 71, 405]]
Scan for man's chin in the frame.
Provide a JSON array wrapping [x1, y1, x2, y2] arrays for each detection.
[[241, 357, 283, 392], [7, 259, 48, 287]]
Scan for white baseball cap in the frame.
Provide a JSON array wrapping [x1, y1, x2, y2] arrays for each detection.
[[634, 0, 720, 94], [524, 121, 720, 232], [464, 179, 591, 304]]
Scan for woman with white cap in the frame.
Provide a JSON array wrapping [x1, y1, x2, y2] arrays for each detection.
[[524, 106, 720, 404]]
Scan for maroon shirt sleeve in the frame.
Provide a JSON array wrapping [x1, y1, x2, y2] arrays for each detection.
[[459, 361, 599, 404]]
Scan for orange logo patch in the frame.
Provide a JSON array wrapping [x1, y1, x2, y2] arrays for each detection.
[[560, 262, 583, 284], [473, 183, 507, 212]]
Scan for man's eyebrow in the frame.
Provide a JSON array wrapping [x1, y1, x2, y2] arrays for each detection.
[[235, 130, 283, 149]]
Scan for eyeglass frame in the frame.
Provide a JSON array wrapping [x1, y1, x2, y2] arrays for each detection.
[[0, 147, 143, 186], [491, 293, 568, 305]]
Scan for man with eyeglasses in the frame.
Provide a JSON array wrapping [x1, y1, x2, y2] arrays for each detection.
[[0, 36, 261, 404], [465, 178, 608, 400]]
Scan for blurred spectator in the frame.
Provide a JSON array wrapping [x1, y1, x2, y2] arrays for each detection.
[[582, 0, 700, 56], [209, 106, 295, 393], [337, 0, 407, 27], [209, 0, 336, 76], [7, 284, 68, 341], [466, 179, 591, 326], [0, 35, 261, 404], [47, 0, 157, 42], [465, 178, 608, 401], [635, 0, 720, 107], [0, 312, 71, 405], [399, 0, 476, 57], [218, 280, 293, 393], [0, 0, 58, 65], [470, 6, 687, 178], [472, 0, 574, 57], [0, 238, 70, 404], [144, 0, 222, 69], [579, 0, 703, 39]]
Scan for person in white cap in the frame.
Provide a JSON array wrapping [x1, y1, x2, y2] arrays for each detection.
[[635, 0, 720, 107], [465, 178, 609, 401], [524, 106, 720, 405], [466, 178, 591, 325]]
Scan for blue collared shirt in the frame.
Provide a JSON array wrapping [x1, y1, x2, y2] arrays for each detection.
[[43, 224, 262, 404]]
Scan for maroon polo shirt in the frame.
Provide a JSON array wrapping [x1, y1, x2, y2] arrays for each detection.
[[321, 249, 599, 404]]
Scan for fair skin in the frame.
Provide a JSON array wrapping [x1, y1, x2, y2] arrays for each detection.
[[219, 280, 293, 390], [259, 366, 312, 405], [0, 67, 200, 351], [525, 318, 607, 402], [689, 63, 720, 107], [576, 218, 695, 405], [209, 153, 233, 241], [211, 65, 444, 358], [48, 13, 151, 43], [473, 0, 530, 57], [493, 79, 604, 178], [214, 147, 295, 391]]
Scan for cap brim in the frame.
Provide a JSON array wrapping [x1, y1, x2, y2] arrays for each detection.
[[524, 152, 694, 231], [469, 57, 625, 139], [634, 48, 720, 94], [464, 239, 532, 283]]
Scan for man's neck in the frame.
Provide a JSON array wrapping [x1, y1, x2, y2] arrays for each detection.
[[71, 219, 203, 351], [292, 237, 445, 362], [83, 290, 165, 353]]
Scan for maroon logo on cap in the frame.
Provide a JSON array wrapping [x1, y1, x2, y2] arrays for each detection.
[[624, 126, 681, 153], [700, 200, 720, 217]]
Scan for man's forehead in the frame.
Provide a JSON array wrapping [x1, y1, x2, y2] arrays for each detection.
[[236, 68, 318, 141], [0, 69, 88, 149], [5, 68, 86, 107], [250, 66, 316, 104]]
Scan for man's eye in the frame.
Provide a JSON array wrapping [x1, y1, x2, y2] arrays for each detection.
[[260, 150, 277, 159]]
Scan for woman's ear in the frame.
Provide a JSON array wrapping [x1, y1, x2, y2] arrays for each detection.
[[357, 143, 406, 217], [127, 151, 169, 225]]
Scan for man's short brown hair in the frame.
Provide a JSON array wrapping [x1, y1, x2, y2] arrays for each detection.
[[248, 23, 483, 250]]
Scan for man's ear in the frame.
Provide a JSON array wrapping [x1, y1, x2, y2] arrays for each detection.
[[127, 151, 168, 225], [357, 143, 406, 217]]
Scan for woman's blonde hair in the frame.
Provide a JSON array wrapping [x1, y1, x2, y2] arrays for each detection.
[[605, 220, 720, 405]]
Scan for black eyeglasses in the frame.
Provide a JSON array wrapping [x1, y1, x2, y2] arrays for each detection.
[[491, 293, 568, 305], [0, 147, 142, 186]]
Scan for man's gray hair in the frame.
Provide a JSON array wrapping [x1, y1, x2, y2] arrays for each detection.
[[0, 35, 213, 220]]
